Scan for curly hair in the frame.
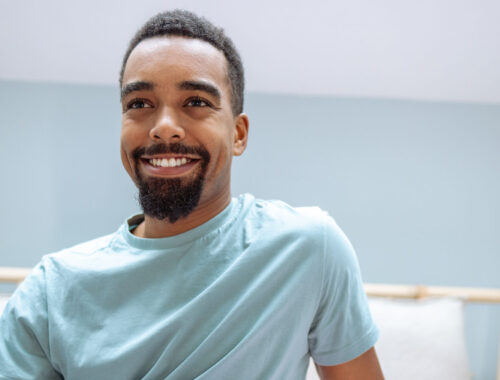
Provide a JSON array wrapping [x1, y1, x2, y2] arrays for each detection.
[[119, 10, 244, 115]]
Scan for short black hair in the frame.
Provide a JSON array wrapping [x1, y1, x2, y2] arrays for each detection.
[[119, 10, 244, 115]]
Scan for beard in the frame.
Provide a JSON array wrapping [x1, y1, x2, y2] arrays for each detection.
[[132, 142, 210, 223]]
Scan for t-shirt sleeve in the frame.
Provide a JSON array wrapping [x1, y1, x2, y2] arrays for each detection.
[[308, 213, 379, 366], [0, 260, 62, 379]]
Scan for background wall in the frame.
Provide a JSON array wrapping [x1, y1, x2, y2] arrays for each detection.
[[2, 0, 500, 103], [0, 79, 498, 378]]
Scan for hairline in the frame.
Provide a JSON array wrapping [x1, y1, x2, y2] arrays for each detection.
[[120, 35, 238, 115]]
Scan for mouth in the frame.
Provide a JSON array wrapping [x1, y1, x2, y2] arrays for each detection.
[[140, 155, 201, 177], [148, 157, 192, 168]]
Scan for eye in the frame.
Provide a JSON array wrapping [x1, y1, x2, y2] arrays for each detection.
[[126, 98, 153, 110], [185, 96, 212, 108]]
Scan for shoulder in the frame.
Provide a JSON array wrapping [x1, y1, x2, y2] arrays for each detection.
[[243, 194, 349, 243], [239, 195, 352, 263], [35, 231, 120, 282], [45, 232, 116, 261], [245, 195, 359, 269], [243, 195, 327, 233]]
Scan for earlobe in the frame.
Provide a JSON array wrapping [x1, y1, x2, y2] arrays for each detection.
[[232, 113, 249, 156]]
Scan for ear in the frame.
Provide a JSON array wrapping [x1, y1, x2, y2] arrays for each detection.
[[232, 113, 249, 156]]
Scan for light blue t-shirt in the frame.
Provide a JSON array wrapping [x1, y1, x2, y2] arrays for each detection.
[[0, 194, 378, 379]]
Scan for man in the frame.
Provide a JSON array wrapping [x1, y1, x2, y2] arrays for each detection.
[[0, 10, 383, 380]]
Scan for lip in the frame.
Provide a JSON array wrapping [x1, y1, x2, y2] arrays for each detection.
[[141, 154, 201, 160], [139, 156, 201, 177]]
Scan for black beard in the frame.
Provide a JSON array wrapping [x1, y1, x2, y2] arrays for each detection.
[[132, 143, 210, 223]]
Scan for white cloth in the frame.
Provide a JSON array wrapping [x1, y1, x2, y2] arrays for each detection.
[[306, 297, 471, 380], [369, 297, 471, 380]]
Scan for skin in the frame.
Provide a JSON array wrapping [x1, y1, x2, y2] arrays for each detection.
[[120, 35, 384, 379], [315, 347, 384, 379], [120, 36, 248, 238]]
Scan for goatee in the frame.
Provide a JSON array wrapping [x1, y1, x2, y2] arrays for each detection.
[[132, 143, 210, 223]]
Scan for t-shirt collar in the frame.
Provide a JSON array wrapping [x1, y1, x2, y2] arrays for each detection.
[[120, 196, 242, 250]]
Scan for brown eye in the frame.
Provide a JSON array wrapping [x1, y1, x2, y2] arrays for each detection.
[[185, 97, 211, 108], [127, 99, 152, 110]]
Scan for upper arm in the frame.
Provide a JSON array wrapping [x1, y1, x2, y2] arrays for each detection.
[[0, 262, 61, 379], [308, 214, 379, 365], [315, 347, 384, 380]]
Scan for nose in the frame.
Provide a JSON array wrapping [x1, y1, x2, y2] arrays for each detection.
[[149, 106, 185, 142]]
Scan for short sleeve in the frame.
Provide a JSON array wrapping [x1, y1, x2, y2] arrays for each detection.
[[308, 213, 379, 366], [0, 260, 62, 379]]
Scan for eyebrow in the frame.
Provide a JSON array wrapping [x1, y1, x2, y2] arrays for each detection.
[[177, 80, 221, 101], [120, 79, 222, 102], [120, 81, 154, 100]]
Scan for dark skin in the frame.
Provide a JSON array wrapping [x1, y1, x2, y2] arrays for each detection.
[[120, 36, 384, 379], [120, 37, 248, 238], [315, 347, 384, 379]]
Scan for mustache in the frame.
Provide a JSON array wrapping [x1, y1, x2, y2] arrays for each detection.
[[132, 143, 210, 161]]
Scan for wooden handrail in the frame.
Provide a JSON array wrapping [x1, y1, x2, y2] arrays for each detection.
[[0, 267, 32, 284], [364, 283, 500, 304]]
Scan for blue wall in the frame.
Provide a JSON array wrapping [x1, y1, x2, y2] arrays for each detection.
[[1, 80, 499, 378]]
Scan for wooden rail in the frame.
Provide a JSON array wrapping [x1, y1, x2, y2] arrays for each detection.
[[364, 283, 500, 303], [0, 267, 32, 284]]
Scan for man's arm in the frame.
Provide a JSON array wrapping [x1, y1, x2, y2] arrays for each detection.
[[315, 347, 384, 380], [0, 262, 62, 379], [308, 214, 380, 374]]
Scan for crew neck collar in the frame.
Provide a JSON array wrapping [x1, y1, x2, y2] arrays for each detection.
[[120, 196, 243, 250]]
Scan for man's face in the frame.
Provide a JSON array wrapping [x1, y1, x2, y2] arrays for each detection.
[[120, 36, 247, 222]]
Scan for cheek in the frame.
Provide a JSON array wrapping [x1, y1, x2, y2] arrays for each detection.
[[120, 145, 133, 179], [208, 128, 235, 173], [120, 126, 141, 180]]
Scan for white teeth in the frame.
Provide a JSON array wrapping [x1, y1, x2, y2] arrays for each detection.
[[148, 157, 191, 168]]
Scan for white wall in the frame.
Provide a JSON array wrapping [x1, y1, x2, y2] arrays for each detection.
[[1, 0, 500, 103]]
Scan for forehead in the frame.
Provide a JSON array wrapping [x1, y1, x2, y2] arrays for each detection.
[[122, 36, 230, 93]]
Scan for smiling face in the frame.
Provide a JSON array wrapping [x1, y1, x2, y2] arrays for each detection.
[[120, 36, 248, 227]]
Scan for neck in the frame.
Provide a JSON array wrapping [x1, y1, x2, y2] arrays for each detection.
[[132, 188, 231, 238]]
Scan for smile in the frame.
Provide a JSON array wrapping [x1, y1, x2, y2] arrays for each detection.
[[140, 155, 202, 177], [149, 157, 191, 168]]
